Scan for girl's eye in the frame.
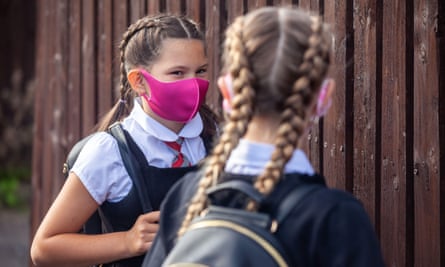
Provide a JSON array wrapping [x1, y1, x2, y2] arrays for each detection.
[[170, 71, 184, 76], [196, 68, 207, 74]]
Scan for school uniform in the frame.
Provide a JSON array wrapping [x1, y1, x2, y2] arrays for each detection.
[[143, 139, 386, 267], [71, 98, 207, 267]]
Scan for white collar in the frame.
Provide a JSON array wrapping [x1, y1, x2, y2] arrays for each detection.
[[130, 98, 203, 141], [225, 139, 315, 175]]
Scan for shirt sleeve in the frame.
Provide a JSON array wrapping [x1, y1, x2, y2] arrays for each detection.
[[70, 132, 133, 204]]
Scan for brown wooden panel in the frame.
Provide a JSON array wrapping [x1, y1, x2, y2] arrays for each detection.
[[246, 0, 268, 11], [112, 0, 129, 112], [299, 0, 320, 12], [380, 0, 408, 266], [322, 0, 348, 190], [31, 0, 50, 237], [272, 0, 294, 6], [166, 0, 183, 14], [352, 0, 379, 228], [205, 0, 223, 110], [41, 0, 57, 211], [97, 0, 114, 118], [413, 0, 441, 265], [147, 0, 162, 14], [81, 0, 97, 133], [185, 0, 203, 24], [66, 1, 82, 148], [52, 0, 69, 192], [129, 0, 146, 23], [226, 0, 244, 24]]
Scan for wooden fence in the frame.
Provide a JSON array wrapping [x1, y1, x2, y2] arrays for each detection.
[[31, 0, 444, 266]]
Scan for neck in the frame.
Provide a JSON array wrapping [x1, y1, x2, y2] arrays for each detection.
[[244, 115, 311, 148], [243, 116, 280, 144]]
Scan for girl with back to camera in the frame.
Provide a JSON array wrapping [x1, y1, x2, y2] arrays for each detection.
[[143, 6, 385, 267], [31, 14, 218, 267]]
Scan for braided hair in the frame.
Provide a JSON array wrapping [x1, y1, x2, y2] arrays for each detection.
[[96, 14, 207, 131], [178, 6, 331, 236]]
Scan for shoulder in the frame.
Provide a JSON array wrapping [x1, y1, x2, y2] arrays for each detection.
[[279, 184, 384, 266], [75, 132, 120, 162], [70, 131, 131, 203]]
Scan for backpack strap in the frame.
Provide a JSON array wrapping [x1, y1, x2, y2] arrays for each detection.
[[108, 122, 152, 213], [275, 183, 321, 224], [206, 179, 321, 225]]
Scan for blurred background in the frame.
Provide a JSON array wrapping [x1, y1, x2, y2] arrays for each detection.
[[0, 0, 35, 266]]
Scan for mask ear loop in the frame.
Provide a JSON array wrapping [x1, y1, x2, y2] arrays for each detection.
[[220, 74, 234, 114], [316, 79, 332, 118]]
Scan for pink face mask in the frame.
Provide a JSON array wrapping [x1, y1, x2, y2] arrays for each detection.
[[139, 69, 209, 123]]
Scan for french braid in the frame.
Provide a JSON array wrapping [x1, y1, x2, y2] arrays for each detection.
[[251, 16, 330, 202], [178, 16, 256, 236]]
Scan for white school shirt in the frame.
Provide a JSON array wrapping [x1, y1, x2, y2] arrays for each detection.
[[225, 139, 315, 176], [71, 97, 207, 204]]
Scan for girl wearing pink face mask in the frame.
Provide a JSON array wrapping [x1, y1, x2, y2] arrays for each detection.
[[31, 14, 219, 267]]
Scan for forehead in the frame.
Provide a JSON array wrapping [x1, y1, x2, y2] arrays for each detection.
[[151, 38, 206, 68]]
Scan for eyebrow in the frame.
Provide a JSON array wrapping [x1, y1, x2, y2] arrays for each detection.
[[166, 63, 208, 71]]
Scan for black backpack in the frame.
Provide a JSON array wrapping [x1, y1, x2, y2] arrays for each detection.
[[62, 122, 152, 234], [162, 180, 320, 267]]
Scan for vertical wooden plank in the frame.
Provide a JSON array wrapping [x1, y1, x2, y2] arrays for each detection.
[[380, 0, 408, 266], [52, 0, 69, 192], [352, 0, 379, 228], [31, 0, 51, 237], [185, 0, 202, 23], [205, 0, 223, 110], [323, 0, 349, 190], [439, 2, 445, 266], [226, 0, 244, 23], [246, 0, 267, 11], [41, 0, 57, 212], [112, 0, 129, 110], [67, 1, 82, 148], [81, 0, 96, 133], [166, 0, 183, 14], [272, 0, 294, 6], [129, 0, 146, 23], [413, 0, 441, 265], [299, 0, 320, 12], [97, 0, 114, 119], [147, 0, 162, 14]]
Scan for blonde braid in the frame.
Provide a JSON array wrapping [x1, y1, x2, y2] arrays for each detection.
[[117, 17, 161, 119], [177, 17, 256, 236], [251, 16, 329, 203]]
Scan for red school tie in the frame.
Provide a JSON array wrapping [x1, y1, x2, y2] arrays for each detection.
[[164, 137, 191, 168]]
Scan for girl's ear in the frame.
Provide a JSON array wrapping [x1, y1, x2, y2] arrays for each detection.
[[217, 74, 234, 113], [127, 70, 147, 95], [316, 79, 335, 117]]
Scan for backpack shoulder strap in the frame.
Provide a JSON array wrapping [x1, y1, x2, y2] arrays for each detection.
[[275, 183, 321, 224], [108, 122, 152, 213], [63, 133, 96, 178]]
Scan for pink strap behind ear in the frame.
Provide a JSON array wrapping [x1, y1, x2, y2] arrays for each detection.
[[316, 79, 332, 117], [221, 74, 234, 114]]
